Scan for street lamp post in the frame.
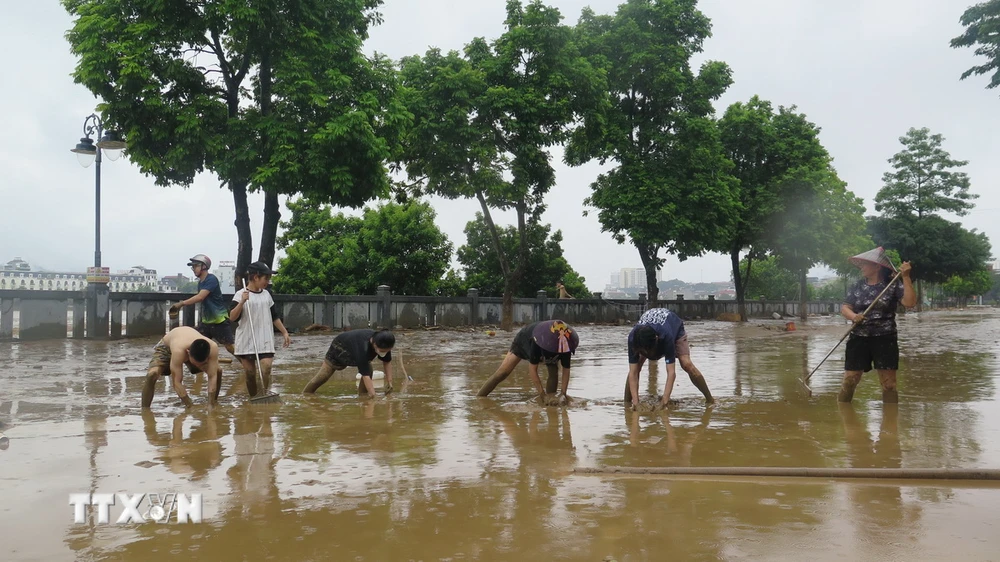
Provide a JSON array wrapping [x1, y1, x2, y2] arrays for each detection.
[[71, 113, 125, 339]]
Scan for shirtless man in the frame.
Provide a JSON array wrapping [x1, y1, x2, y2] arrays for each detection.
[[142, 326, 222, 409]]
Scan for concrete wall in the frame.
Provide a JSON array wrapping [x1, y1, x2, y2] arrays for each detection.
[[0, 288, 846, 341]]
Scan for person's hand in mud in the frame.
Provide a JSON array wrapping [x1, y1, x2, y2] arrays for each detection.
[[556, 392, 571, 407], [168, 302, 183, 318], [384, 382, 393, 396]]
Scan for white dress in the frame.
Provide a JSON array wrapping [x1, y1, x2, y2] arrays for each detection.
[[232, 289, 276, 355]]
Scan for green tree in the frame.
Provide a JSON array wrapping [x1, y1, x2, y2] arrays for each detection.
[[768, 166, 873, 319], [874, 128, 978, 219], [873, 127, 980, 307], [62, 0, 406, 277], [569, 0, 738, 305], [867, 215, 993, 284], [396, 0, 604, 330], [457, 213, 589, 298], [951, 1, 1000, 91], [274, 198, 453, 295], [941, 268, 994, 307], [736, 255, 802, 301], [717, 97, 836, 320]]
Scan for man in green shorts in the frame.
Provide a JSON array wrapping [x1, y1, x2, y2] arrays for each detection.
[[142, 326, 221, 409]]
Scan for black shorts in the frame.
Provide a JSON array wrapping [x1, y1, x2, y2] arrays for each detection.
[[236, 353, 275, 361], [197, 320, 235, 345], [845, 334, 899, 372], [324, 340, 351, 369]]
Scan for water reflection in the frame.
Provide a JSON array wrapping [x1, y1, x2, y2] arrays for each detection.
[[141, 409, 226, 479]]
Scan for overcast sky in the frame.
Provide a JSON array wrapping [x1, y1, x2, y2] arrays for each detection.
[[2, 0, 997, 291]]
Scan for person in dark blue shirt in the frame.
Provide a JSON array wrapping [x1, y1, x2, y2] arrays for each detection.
[[626, 308, 713, 410]]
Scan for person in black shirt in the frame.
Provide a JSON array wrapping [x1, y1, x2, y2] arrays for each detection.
[[302, 329, 396, 399], [476, 320, 579, 405], [839, 248, 916, 403]]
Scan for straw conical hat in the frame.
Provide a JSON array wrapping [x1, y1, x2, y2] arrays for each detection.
[[848, 247, 897, 273]]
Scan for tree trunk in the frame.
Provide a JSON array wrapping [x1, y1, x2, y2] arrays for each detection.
[[256, 46, 277, 270], [475, 189, 515, 331], [502, 205, 529, 330], [636, 243, 660, 306], [731, 248, 747, 321], [233, 181, 253, 281], [799, 268, 808, 320], [259, 191, 280, 268]]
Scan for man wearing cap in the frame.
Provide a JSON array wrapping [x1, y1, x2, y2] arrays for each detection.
[[625, 308, 713, 411], [476, 319, 579, 405], [839, 248, 915, 403], [169, 254, 235, 356]]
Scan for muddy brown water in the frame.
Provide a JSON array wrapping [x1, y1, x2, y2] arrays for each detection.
[[1, 310, 999, 561]]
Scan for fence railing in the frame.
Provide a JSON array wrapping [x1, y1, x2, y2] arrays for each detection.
[[0, 286, 845, 341]]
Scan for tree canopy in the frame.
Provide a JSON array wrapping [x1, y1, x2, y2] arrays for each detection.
[[62, 0, 406, 277], [456, 213, 590, 298], [396, 0, 604, 329], [569, 0, 738, 304], [274, 198, 453, 296], [874, 128, 977, 219]]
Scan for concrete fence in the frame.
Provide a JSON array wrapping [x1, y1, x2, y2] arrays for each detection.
[[0, 287, 844, 341]]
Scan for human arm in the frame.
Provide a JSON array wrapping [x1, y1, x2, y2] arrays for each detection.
[[170, 289, 212, 316], [528, 362, 546, 399], [659, 361, 678, 408], [841, 303, 863, 324], [899, 261, 916, 308], [206, 351, 220, 405], [169, 353, 194, 408], [360, 372, 377, 399], [273, 318, 291, 347], [229, 290, 249, 322], [382, 358, 393, 394]]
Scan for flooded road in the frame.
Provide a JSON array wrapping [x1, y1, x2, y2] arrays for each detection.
[[2, 309, 999, 561]]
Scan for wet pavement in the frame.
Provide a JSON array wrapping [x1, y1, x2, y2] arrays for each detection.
[[2, 309, 1000, 561]]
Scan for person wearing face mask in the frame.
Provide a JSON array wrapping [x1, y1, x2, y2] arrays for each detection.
[[302, 329, 395, 398]]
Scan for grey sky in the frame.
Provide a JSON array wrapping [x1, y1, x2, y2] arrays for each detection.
[[2, 0, 996, 292]]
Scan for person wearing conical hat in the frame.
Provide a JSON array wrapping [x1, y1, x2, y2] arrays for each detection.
[[476, 320, 580, 405], [625, 308, 713, 410], [839, 247, 916, 403]]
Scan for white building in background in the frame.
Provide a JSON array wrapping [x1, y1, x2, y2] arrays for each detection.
[[609, 272, 621, 289], [0, 257, 160, 292], [619, 267, 647, 289], [215, 260, 237, 292]]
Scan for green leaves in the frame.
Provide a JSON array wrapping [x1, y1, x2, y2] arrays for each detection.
[[456, 213, 588, 298], [875, 127, 977, 219], [274, 198, 453, 295], [952, 0, 1000, 90], [571, 0, 738, 301]]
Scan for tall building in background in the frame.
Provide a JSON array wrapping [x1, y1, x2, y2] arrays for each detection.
[[609, 272, 620, 289], [619, 267, 646, 289]]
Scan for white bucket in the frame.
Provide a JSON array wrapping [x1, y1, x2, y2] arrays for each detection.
[[356, 370, 385, 381]]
